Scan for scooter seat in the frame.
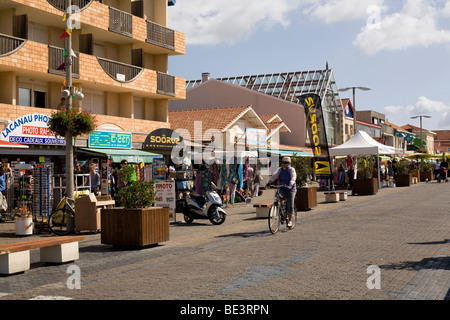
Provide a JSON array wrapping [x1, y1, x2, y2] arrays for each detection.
[[190, 193, 206, 207]]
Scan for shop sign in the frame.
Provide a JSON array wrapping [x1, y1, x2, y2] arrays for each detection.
[[143, 128, 183, 151], [154, 180, 176, 222], [0, 114, 65, 146], [89, 131, 132, 149], [246, 128, 267, 147]]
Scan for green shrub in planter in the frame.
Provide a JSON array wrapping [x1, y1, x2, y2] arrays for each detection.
[[393, 159, 410, 174], [115, 180, 156, 209]]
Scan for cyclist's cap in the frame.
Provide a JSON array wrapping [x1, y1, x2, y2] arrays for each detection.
[[281, 157, 291, 163]]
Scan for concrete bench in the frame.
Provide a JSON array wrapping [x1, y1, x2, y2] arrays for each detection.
[[324, 191, 347, 202], [253, 203, 273, 218], [0, 236, 85, 275]]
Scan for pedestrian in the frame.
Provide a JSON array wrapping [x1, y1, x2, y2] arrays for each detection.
[[253, 168, 262, 197], [265, 157, 297, 228], [434, 159, 440, 180], [245, 165, 254, 198], [0, 163, 13, 213], [89, 163, 101, 195], [118, 159, 136, 189]]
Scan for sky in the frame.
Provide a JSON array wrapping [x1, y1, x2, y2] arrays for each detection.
[[167, 0, 450, 131]]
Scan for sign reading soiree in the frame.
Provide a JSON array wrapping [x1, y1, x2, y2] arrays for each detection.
[[0, 114, 66, 146], [89, 131, 132, 149]]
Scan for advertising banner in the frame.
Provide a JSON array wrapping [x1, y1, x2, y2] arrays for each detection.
[[155, 180, 176, 223], [300, 93, 332, 176]]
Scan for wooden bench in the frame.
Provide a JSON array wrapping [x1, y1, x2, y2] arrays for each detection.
[[253, 203, 273, 218], [324, 191, 348, 203], [0, 236, 85, 275]]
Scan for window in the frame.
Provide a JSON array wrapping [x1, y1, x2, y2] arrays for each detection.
[[372, 117, 378, 125], [18, 82, 47, 108], [18, 88, 31, 107], [345, 124, 349, 135]]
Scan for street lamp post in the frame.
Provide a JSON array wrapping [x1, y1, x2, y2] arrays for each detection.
[[65, 0, 74, 200], [410, 115, 431, 151], [338, 86, 371, 135]]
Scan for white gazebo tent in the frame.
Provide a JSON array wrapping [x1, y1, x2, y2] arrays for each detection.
[[329, 131, 399, 187]]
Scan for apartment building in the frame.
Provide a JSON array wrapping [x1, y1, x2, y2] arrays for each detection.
[[0, 0, 185, 161]]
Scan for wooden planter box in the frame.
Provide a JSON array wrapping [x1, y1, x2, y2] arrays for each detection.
[[411, 169, 420, 181], [420, 171, 433, 182], [295, 186, 317, 211], [394, 174, 412, 187], [101, 207, 170, 247], [352, 178, 378, 195]]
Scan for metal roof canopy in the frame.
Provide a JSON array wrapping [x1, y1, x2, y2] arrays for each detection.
[[186, 69, 344, 145], [78, 148, 163, 163]]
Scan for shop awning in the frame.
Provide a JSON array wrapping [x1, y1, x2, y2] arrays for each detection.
[[78, 148, 163, 163], [0, 141, 29, 149], [257, 148, 313, 157]]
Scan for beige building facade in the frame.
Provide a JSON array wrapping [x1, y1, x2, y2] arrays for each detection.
[[0, 0, 185, 153]]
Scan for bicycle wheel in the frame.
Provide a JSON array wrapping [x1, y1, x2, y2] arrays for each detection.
[[268, 203, 281, 234], [48, 207, 75, 236]]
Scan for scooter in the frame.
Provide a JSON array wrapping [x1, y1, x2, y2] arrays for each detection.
[[177, 183, 226, 225]]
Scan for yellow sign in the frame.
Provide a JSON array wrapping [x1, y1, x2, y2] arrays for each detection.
[[315, 161, 331, 175]]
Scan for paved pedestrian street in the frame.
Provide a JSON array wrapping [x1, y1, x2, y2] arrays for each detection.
[[0, 181, 449, 305]]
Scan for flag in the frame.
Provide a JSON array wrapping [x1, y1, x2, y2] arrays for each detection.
[[300, 93, 332, 176], [62, 13, 66, 22], [70, 49, 77, 57], [57, 63, 66, 71], [59, 28, 71, 38]]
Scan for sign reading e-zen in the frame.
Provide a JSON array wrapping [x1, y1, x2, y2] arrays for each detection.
[[89, 131, 132, 149]]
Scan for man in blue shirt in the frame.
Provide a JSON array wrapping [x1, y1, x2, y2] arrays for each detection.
[[0, 164, 12, 195], [266, 157, 297, 228]]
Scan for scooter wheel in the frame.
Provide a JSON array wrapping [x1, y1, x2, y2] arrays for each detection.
[[209, 207, 226, 225], [184, 214, 194, 224]]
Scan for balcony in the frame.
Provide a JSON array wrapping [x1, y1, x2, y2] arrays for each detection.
[[0, 34, 27, 57], [97, 57, 143, 83], [109, 7, 133, 37], [157, 72, 175, 97], [48, 45, 80, 78], [46, 0, 93, 12], [146, 21, 175, 50]]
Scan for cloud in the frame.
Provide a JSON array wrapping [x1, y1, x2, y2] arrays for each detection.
[[304, 0, 386, 24], [383, 96, 450, 128], [353, 0, 450, 55], [168, 0, 307, 46]]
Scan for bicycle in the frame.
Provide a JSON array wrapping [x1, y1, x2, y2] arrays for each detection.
[[48, 196, 76, 236], [268, 185, 298, 234]]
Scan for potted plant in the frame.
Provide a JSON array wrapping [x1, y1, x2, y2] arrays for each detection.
[[352, 156, 378, 195], [48, 107, 97, 138], [393, 158, 412, 186], [419, 160, 433, 182], [101, 173, 170, 248], [291, 155, 317, 211], [14, 208, 33, 236]]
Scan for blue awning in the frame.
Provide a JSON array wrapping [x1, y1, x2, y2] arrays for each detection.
[[258, 148, 313, 157]]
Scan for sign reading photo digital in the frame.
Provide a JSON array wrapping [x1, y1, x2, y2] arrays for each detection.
[[1, 114, 66, 146]]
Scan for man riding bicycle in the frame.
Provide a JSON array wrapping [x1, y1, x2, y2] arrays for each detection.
[[266, 157, 297, 228]]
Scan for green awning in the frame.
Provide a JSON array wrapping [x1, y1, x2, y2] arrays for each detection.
[[258, 148, 313, 157], [78, 148, 163, 163]]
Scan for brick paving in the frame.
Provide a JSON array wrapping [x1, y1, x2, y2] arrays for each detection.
[[0, 181, 449, 301]]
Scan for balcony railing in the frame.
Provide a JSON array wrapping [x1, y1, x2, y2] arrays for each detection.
[[146, 21, 175, 50], [48, 45, 80, 78], [0, 33, 26, 57], [47, 0, 93, 12], [97, 57, 143, 83], [109, 7, 133, 37], [157, 72, 175, 97]]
